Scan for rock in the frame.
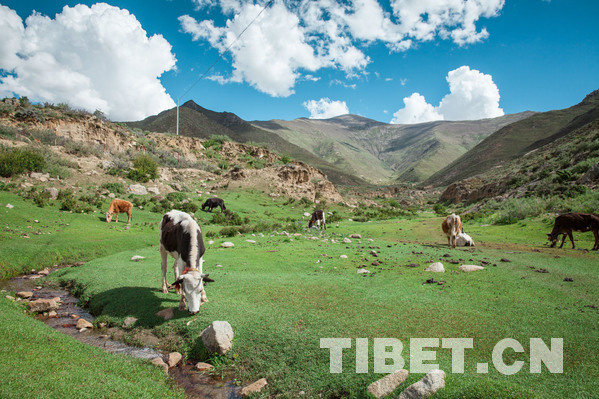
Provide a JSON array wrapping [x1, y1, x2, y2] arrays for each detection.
[[425, 262, 445, 273], [147, 186, 160, 195], [564, 277, 574, 282], [459, 265, 485, 272], [578, 162, 599, 183], [357, 268, 370, 274], [240, 378, 268, 396], [30, 172, 50, 181], [48, 311, 58, 318], [130, 255, 145, 262], [455, 232, 475, 247], [76, 318, 93, 329], [246, 240, 256, 243], [343, 238, 352, 244], [123, 316, 138, 328], [304, 212, 311, 217], [16, 291, 33, 299], [173, 183, 183, 192], [208, 240, 215, 245], [397, 369, 445, 399], [5, 295, 15, 301], [108, 193, 116, 199], [38, 268, 50, 276], [367, 369, 409, 399], [129, 184, 147, 195], [201, 321, 234, 355], [151, 357, 169, 374], [6, 203, 14, 209], [28, 299, 59, 313], [167, 352, 182, 368], [43, 187, 59, 200], [500, 258, 511, 262], [221, 242, 235, 248], [156, 308, 174, 320], [70, 314, 80, 319], [195, 362, 214, 372], [350, 234, 362, 239], [340, 255, 348, 259]]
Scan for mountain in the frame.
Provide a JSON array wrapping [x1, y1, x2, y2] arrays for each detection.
[[426, 90, 599, 187], [253, 113, 533, 183], [129, 101, 532, 185]]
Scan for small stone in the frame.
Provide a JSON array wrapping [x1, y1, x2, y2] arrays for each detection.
[[208, 240, 215, 245], [167, 352, 182, 368], [48, 311, 58, 318], [564, 277, 574, 282], [151, 357, 169, 374], [343, 238, 352, 244], [340, 255, 348, 259], [28, 299, 59, 313], [397, 369, 445, 399], [240, 378, 268, 396], [201, 321, 234, 355], [425, 262, 445, 273], [156, 308, 174, 320], [130, 255, 145, 262], [16, 291, 33, 299], [367, 369, 409, 399], [38, 268, 50, 276], [5, 204, 14, 209], [246, 240, 256, 243], [221, 242, 235, 248], [350, 234, 362, 239], [304, 212, 311, 217], [123, 316, 138, 328], [500, 258, 512, 262], [70, 314, 80, 319], [459, 265, 485, 272], [76, 319, 93, 329], [357, 268, 370, 274], [5, 295, 15, 301], [195, 362, 214, 372]]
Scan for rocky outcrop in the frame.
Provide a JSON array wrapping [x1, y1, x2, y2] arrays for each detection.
[[439, 177, 505, 203]]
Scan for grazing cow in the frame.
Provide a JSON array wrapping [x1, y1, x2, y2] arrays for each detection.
[[442, 213, 463, 248], [455, 232, 475, 247], [202, 197, 226, 212], [106, 199, 133, 224], [308, 210, 326, 230], [159, 210, 211, 314], [547, 213, 599, 250]]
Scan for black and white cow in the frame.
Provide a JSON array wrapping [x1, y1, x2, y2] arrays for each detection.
[[202, 197, 226, 212], [308, 210, 326, 230], [159, 210, 211, 314]]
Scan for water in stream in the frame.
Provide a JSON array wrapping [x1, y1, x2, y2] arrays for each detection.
[[1, 268, 239, 399]]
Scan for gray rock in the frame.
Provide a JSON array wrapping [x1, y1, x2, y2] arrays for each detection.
[[578, 163, 599, 184], [5, 203, 14, 209], [28, 298, 59, 312], [76, 318, 93, 329], [343, 238, 352, 244], [147, 186, 160, 195], [459, 265, 484, 272], [129, 184, 147, 195], [130, 255, 145, 262], [340, 255, 348, 259], [30, 172, 50, 181], [425, 262, 445, 273], [16, 291, 33, 299], [156, 308, 174, 320], [123, 316, 138, 328], [367, 369, 409, 399], [221, 242, 234, 248], [43, 187, 59, 200], [397, 369, 445, 399], [201, 321, 234, 355], [357, 268, 370, 274], [350, 234, 362, 239]]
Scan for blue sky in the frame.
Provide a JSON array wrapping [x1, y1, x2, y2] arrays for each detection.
[[0, 0, 597, 123]]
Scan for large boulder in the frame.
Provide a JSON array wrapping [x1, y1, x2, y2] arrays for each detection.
[[425, 262, 445, 273], [129, 184, 147, 195], [459, 265, 484, 272], [201, 321, 234, 355], [28, 298, 60, 313], [397, 369, 445, 399]]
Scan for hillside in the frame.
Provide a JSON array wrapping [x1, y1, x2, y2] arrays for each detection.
[[127, 101, 367, 186], [254, 113, 533, 183], [426, 90, 599, 187]]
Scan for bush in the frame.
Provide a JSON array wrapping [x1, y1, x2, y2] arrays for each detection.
[[211, 209, 248, 226], [0, 146, 46, 177], [433, 203, 447, 215], [102, 182, 125, 194], [203, 134, 230, 149], [128, 154, 158, 183]]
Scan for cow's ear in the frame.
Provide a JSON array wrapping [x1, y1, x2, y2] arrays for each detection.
[[169, 277, 184, 288], [202, 274, 215, 283]]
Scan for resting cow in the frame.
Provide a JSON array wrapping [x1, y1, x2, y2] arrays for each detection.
[[202, 197, 226, 212], [547, 213, 599, 250], [106, 199, 133, 224], [159, 210, 211, 314], [308, 210, 326, 230], [455, 232, 475, 247], [442, 213, 463, 248]]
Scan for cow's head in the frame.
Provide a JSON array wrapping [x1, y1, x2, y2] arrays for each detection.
[[171, 270, 209, 314], [547, 233, 558, 247], [308, 219, 314, 228], [105, 212, 114, 223]]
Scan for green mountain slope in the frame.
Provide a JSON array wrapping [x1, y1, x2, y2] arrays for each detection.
[[426, 90, 599, 187]]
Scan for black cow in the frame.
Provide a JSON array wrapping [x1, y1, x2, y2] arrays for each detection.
[[547, 213, 599, 250], [308, 210, 326, 230], [202, 197, 226, 212]]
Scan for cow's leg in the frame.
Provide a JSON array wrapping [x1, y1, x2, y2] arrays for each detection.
[[592, 229, 599, 250], [160, 246, 169, 294], [559, 233, 567, 248], [173, 258, 184, 295], [115, 210, 119, 223], [127, 210, 132, 224], [201, 290, 208, 303], [179, 295, 186, 311], [568, 232, 575, 249]]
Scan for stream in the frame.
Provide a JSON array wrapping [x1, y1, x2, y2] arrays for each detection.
[[0, 267, 239, 399]]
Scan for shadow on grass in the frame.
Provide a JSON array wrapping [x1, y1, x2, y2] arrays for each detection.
[[89, 286, 192, 328]]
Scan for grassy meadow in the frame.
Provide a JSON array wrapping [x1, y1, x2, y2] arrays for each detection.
[[1, 189, 598, 398]]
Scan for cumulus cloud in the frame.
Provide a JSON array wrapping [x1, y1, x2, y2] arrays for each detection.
[[180, 0, 504, 98], [0, 4, 176, 121], [391, 66, 503, 124], [303, 98, 349, 119]]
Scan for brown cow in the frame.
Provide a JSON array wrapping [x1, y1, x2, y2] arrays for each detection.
[[106, 199, 133, 224], [442, 213, 463, 248], [547, 213, 599, 250]]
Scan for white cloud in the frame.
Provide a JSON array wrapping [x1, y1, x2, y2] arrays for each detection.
[[0, 4, 176, 121], [391, 93, 443, 124], [303, 98, 349, 119], [391, 66, 503, 124], [180, 0, 504, 98]]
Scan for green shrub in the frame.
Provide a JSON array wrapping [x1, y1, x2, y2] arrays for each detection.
[[166, 192, 187, 202], [128, 154, 158, 183], [0, 146, 46, 177], [101, 182, 125, 194], [203, 134, 230, 149], [211, 209, 248, 226], [433, 203, 447, 215]]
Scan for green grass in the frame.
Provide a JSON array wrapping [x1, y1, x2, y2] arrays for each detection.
[[2, 190, 599, 398]]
